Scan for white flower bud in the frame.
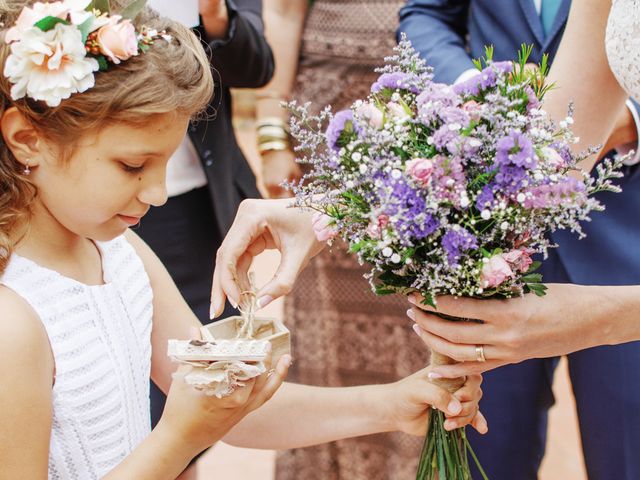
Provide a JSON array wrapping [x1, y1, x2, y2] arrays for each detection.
[[481, 209, 491, 220], [391, 253, 401, 263], [382, 247, 393, 257]]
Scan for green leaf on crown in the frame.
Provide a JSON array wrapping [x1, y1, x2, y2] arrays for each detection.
[[34, 16, 70, 32], [77, 15, 96, 43], [96, 55, 109, 71], [121, 0, 148, 20], [89, 0, 111, 15]]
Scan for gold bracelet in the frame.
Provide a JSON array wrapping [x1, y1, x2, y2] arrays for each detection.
[[256, 116, 288, 129], [257, 125, 289, 140], [258, 140, 291, 155], [256, 90, 289, 101]]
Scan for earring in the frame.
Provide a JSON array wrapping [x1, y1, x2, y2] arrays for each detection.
[[23, 162, 31, 175]]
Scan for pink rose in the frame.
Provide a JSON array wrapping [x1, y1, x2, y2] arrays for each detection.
[[406, 157, 434, 186], [541, 147, 565, 169], [480, 255, 514, 288], [366, 214, 389, 239], [502, 249, 534, 273], [386, 101, 410, 121], [356, 102, 384, 129], [96, 16, 139, 64], [312, 212, 338, 242], [462, 100, 482, 122]]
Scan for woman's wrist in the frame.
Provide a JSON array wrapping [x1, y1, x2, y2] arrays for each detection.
[[597, 285, 640, 346], [152, 419, 204, 464]]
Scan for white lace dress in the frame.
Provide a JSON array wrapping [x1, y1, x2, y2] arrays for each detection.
[[0, 236, 153, 479], [606, 0, 640, 98]]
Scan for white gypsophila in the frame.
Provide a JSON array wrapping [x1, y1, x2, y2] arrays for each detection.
[[4, 23, 99, 107]]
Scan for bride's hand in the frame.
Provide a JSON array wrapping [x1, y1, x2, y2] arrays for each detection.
[[380, 369, 487, 435], [406, 283, 621, 378], [210, 198, 325, 318]]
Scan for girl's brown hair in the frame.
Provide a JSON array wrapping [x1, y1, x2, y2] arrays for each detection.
[[0, 0, 214, 273]]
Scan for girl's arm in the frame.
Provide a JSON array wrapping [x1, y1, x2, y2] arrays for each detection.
[[0, 287, 53, 480], [224, 371, 486, 450], [126, 230, 486, 450]]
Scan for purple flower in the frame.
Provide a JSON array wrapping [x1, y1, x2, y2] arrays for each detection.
[[496, 130, 536, 169], [491, 61, 513, 75], [371, 72, 420, 94], [432, 155, 468, 207], [416, 83, 461, 123], [442, 227, 478, 265], [523, 178, 587, 209], [452, 75, 481, 96], [438, 106, 470, 127], [494, 163, 528, 194], [325, 110, 357, 152], [475, 184, 495, 210], [432, 125, 460, 153], [524, 86, 540, 111], [377, 174, 440, 242]]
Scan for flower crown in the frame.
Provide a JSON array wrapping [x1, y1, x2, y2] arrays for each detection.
[[3, 0, 170, 107]]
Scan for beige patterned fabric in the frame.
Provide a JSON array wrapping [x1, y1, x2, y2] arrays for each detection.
[[606, 0, 640, 100], [276, 7, 429, 474]]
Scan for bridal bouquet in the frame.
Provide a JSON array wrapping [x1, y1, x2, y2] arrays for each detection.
[[287, 37, 622, 480]]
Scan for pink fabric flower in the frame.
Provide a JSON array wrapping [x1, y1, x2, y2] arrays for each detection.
[[96, 16, 139, 64], [405, 157, 434, 186], [312, 212, 338, 242], [480, 254, 514, 288], [366, 214, 389, 239], [356, 102, 384, 129]]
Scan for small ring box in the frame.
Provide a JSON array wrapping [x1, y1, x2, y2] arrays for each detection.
[[168, 338, 270, 363]]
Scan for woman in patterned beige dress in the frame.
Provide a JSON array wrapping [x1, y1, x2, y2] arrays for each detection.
[[255, 1, 428, 478]]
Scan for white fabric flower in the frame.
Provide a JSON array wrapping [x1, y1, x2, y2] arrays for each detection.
[[4, 23, 99, 107], [4, 0, 92, 43]]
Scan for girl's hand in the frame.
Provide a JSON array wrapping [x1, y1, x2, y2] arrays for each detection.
[[381, 368, 488, 436], [157, 352, 292, 454]]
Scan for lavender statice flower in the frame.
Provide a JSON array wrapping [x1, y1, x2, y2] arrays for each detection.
[[325, 109, 358, 152], [432, 125, 461, 153], [452, 61, 513, 96], [416, 83, 460, 124], [495, 130, 536, 168], [432, 155, 468, 207], [523, 177, 587, 209], [377, 174, 439, 242], [371, 72, 420, 94], [442, 227, 478, 265], [475, 184, 495, 209]]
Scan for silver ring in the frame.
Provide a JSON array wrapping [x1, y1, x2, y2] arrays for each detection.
[[475, 345, 486, 363]]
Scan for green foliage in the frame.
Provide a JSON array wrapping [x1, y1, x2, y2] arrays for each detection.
[[89, 0, 111, 15], [121, 0, 148, 20], [34, 16, 69, 32]]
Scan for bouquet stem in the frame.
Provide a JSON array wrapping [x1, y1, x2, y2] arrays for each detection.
[[415, 351, 488, 480]]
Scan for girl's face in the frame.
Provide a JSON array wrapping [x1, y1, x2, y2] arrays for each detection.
[[33, 112, 190, 242]]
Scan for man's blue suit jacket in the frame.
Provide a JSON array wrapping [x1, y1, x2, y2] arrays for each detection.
[[399, 0, 640, 285]]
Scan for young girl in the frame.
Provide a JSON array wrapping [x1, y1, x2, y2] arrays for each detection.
[[0, 1, 486, 479]]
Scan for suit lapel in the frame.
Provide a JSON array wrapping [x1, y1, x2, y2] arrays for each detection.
[[518, 0, 545, 46], [542, 0, 572, 51]]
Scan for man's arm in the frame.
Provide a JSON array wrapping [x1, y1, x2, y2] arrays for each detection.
[[398, 0, 473, 84], [202, 0, 274, 88]]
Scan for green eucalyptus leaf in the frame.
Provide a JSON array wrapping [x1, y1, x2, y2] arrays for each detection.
[[34, 16, 69, 32], [77, 15, 95, 43], [96, 55, 109, 71], [90, 0, 111, 15], [121, 0, 147, 21]]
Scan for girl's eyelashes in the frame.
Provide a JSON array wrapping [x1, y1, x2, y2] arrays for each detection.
[[121, 162, 145, 174]]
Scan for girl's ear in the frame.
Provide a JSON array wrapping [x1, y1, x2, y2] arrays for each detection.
[[1, 107, 42, 169]]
